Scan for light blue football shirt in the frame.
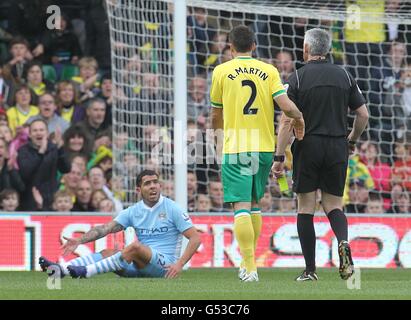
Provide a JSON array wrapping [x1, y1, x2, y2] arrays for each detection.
[[114, 195, 193, 261]]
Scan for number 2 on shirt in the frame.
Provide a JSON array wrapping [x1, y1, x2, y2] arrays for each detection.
[[242, 80, 258, 115]]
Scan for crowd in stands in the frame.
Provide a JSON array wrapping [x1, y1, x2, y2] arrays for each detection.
[[0, 0, 411, 214]]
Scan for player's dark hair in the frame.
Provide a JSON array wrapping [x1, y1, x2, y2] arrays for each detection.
[[137, 170, 159, 187], [229, 25, 255, 53]]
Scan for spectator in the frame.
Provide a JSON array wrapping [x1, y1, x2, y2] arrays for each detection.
[[40, 12, 82, 70], [8, 0, 49, 50], [0, 137, 25, 193], [208, 178, 229, 212], [187, 75, 209, 128], [60, 163, 82, 196], [71, 56, 99, 101], [7, 123, 29, 170], [187, 171, 197, 212], [72, 178, 93, 211], [76, 98, 111, 147], [28, 92, 70, 135], [0, 124, 12, 143], [200, 32, 227, 73], [88, 166, 106, 191], [395, 192, 411, 213], [0, 64, 13, 107], [388, 184, 410, 213], [6, 84, 39, 136], [162, 180, 175, 200], [366, 192, 385, 214], [273, 50, 294, 82], [96, 73, 113, 128], [17, 119, 70, 210], [196, 193, 211, 212], [24, 61, 54, 104], [70, 154, 88, 176], [98, 198, 114, 213], [56, 80, 86, 124], [384, 0, 411, 54], [363, 141, 392, 208], [90, 188, 107, 210], [62, 123, 92, 159], [392, 140, 411, 192], [88, 145, 112, 173], [344, 0, 385, 93], [343, 146, 375, 206], [0, 188, 19, 211], [3, 36, 32, 84], [85, 0, 111, 74], [399, 64, 411, 133], [370, 41, 407, 157], [260, 190, 274, 213], [52, 189, 74, 212], [345, 179, 370, 213]]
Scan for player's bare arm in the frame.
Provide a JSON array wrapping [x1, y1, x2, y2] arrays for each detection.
[[272, 113, 294, 178], [274, 94, 305, 140], [348, 104, 369, 142], [62, 221, 124, 256], [211, 107, 224, 161], [165, 227, 201, 279]]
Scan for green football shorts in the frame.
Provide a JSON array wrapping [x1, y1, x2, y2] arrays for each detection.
[[221, 152, 273, 203]]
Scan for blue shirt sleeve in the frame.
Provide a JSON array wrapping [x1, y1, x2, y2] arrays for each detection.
[[114, 206, 133, 229], [171, 202, 194, 233]]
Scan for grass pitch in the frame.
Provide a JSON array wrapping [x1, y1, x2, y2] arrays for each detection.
[[1, 268, 410, 300]]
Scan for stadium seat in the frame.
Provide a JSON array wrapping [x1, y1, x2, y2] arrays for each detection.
[[61, 65, 79, 80], [42, 65, 57, 83]]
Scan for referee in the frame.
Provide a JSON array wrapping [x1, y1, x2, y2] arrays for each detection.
[[272, 28, 369, 281]]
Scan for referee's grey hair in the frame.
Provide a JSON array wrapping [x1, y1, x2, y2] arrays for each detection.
[[304, 28, 331, 57]]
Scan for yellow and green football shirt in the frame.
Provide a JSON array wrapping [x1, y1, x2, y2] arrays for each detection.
[[210, 56, 286, 154], [6, 105, 39, 137]]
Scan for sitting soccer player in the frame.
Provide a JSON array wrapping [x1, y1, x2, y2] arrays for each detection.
[[39, 170, 201, 279]]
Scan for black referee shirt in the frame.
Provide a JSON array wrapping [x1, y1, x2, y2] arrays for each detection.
[[286, 59, 366, 137]]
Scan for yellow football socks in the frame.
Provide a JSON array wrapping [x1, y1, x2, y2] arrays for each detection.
[[234, 210, 256, 273], [251, 208, 262, 250]]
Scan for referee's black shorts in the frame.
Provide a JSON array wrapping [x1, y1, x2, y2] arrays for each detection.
[[292, 135, 348, 197]]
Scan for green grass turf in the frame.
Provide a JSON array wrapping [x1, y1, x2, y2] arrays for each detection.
[[0, 268, 410, 300]]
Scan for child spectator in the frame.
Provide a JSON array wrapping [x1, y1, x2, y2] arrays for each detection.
[[366, 192, 385, 214], [3, 37, 33, 84], [98, 198, 114, 213], [56, 80, 86, 124], [90, 189, 107, 211], [196, 193, 211, 212], [96, 73, 113, 128], [0, 189, 19, 211], [52, 189, 74, 212], [71, 57, 99, 102], [6, 84, 39, 137]]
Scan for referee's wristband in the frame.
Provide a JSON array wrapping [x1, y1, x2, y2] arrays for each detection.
[[274, 155, 285, 162]]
